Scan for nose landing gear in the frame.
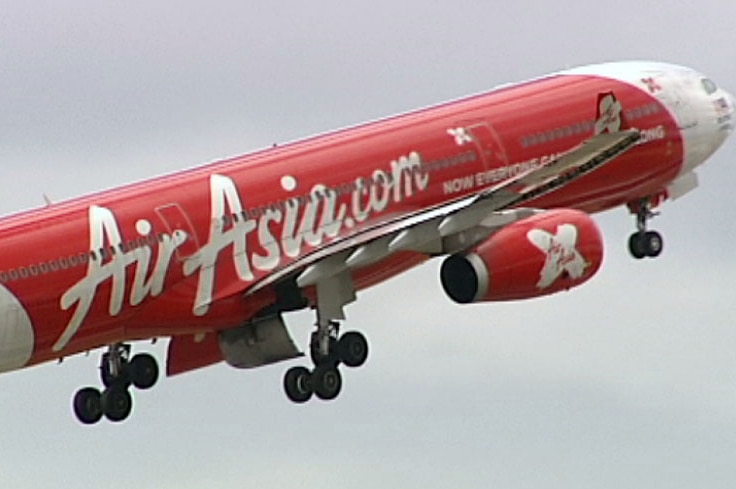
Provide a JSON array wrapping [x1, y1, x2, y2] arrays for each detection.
[[72, 343, 159, 424], [627, 198, 664, 259]]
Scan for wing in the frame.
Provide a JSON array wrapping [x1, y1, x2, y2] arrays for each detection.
[[437, 128, 640, 235], [170, 127, 640, 374], [246, 128, 640, 296]]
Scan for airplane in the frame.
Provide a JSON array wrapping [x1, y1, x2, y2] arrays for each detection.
[[0, 61, 732, 424]]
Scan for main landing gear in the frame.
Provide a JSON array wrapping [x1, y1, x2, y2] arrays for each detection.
[[72, 343, 159, 424], [283, 321, 369, 403], [627, 198, 664, 260]]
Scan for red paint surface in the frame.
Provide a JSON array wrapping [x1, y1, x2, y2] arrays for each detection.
[[0, 72, 682, 371]]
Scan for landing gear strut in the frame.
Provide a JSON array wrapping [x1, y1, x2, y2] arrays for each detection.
[[283, 320, 368, 403], [627, 198, 664, 259], [72, 343, 159, 424]]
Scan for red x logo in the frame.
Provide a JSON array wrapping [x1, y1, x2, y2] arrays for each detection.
[[641, 77, 662, 93]]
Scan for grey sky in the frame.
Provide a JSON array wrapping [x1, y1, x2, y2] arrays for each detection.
[[1, 1, 735, 488]]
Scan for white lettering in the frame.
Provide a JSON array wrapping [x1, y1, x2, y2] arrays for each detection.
[[58, 151, 430, 345], [637, 125, 666, 145], [55, 206, 185, 351], [442, 176, 475, 194], [183, 175, 257, 316]]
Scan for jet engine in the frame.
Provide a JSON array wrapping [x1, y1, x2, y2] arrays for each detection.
[[440, 209, 603, 303]]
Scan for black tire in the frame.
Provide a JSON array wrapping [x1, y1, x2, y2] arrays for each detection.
[[644, 231, 663, 257], [130, 353, 159, 390], [628, 233, 647, 260], [101, 385, 133, 422], [338, 331, 368, 368], [73, 387, 103, 425], [284, 366, 313, 403], [312, 366, 342, 401]]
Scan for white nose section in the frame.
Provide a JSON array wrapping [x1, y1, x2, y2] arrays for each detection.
[[679, 87, 730, 174]]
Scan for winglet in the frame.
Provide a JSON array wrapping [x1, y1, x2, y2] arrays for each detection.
[[594, 91, 630, 134]]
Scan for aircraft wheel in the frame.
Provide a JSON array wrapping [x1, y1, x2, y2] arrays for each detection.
[[130, 353, 159, 390], [313, 366, 342, 401], [102, 385, 133, 422], [644, 230, 663, 257], [284, 366, 313, 403], [73, 387, 103, 425], [338, 331, 368, 368], [628, 233, 647, 259]]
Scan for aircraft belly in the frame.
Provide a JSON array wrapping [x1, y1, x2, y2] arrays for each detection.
[[218, 314, 301, 369]]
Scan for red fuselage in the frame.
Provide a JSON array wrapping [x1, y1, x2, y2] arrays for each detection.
[[0, 68, 696, 372]]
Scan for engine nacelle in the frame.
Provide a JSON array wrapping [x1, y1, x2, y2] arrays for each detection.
[[440, 209, 604, 303]]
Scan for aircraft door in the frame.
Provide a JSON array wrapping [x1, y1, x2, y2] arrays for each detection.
[[461, 121, 509, 170], [155, 204, 200, 261]]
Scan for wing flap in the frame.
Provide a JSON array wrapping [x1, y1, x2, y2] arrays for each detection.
[[502, 128, 641, 205], [439, 129, 641, 235]]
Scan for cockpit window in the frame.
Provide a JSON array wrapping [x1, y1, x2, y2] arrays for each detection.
[[702, 78, 718, 95]]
